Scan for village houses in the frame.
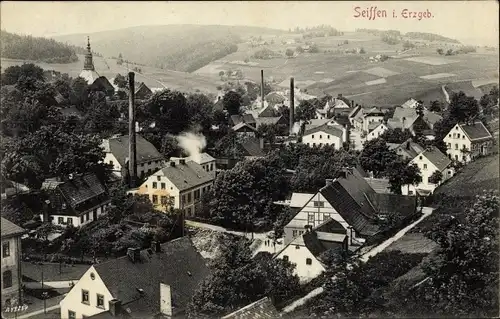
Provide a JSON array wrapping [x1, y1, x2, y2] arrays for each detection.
[[302, 124, 346, 149], [59, 237, 210, 319], [1, 218, 26, 311], [443, 121, 493, 162]]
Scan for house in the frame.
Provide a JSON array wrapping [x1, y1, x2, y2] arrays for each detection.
[[401, 98, 420, 109], [265, 92, 286, 107], [101, 135, 164, 179], [1, 218, 26, 310], [402, 146, 454, 196], [169, 153, 216, 177], [132, 159, 214, 216], [43, 70, 62, 82], [276, 218, 348, 282], [350, 107, 385, 132], [221, 297, 280, 319], [40, 173, 111, 227], [283, 168, 417, 246], [59, 237, 210, 319], [365, 122, 389, 141], [230, 114, 257, 129], [302, 124, 345, 149], [387, 107, 442, 139], [1, 179, 30, 200], [89, 77, 115, 97], [443, 122, 493, 163], [241, 138, 265, 159], [390, 139, 425, 161], [364, 177, 392, 194], [134, 82, 152, 100], [255, 116, 289, 136]]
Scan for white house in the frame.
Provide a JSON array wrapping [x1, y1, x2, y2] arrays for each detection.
[[350, 107, 385, 132], [443, 122, 493, 163], [365, 123, 389, 141], [387, 107, 442, 140], [402, 147, 454, 196], [131, 159, 214, 216], [401, 98, 420, 109], [302, 124, 345, 149], [1, 218, 26, 310], [170, 152, 216, 178], [101, 135, 164, 179], [59, 237, 210, 319], [276, 219, 347, 282], [40, 174, 111, 227]]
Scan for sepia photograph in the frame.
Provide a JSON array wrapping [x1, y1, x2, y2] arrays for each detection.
[[0, 1, 499, 318]]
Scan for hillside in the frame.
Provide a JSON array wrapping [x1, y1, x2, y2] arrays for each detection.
[[0, 30, 83, 64], [52, 25, 286, 72]]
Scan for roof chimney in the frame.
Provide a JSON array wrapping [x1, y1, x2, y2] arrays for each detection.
[[289, 77, 295, 136], [128, 72, 138, 188], [127, 247, 141, 263], [325, 179, 334, 186], [109, 299, 122, 317], [261, 69, 265, 109]]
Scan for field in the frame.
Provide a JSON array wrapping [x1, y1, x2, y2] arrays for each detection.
[[385, 233, 438, 254], [1, 54, 222, 94], [195, 31, 499, 106]]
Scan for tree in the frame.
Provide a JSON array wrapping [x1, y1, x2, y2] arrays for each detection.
[[218, 70, 225, 77], [113, 74, 127, 89], [257, 123, 279, 145], [388, 161, 422, 194], [448, 91, 479, 123], [359, 139, 399, 178], [437, 48, 444, 55], [285, 48, 294, 57], [296, 46, 304, 53], [445, 49, 454, 56], [1, 64, 45, 85], [295, 100, 317, 122], [186, 93, 214, 133], [380, 128, 413, 144], [359, 47, 366, 54], [222, 91, 243, 115], [309, 44, 320, 53], [429, 100, 442, 113], [429, 170, 443, 184]]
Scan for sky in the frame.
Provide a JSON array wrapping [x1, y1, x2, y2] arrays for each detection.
[[1, 1, 499, 46]]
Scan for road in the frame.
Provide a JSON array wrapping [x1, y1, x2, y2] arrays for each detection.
[[185, 220, 270, 240], [24, 281, 76, 289], [16, 304, 60, 319], [281, 207, 434, 314]]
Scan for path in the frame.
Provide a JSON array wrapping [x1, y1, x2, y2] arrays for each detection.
[[282, 207, 434, 313], [24, 281, 76, 289], [185, 220, 270, 240], [441, 85, 450, 103]]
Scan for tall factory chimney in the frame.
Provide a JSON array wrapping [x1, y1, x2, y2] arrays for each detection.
[[260, 69, 265, 109], [289, 77, 295, 136], [128, 72, 137, 188]]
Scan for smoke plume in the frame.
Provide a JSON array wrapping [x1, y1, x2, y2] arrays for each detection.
[[176, 132, 207, 163], [292, 122, 301, 135]]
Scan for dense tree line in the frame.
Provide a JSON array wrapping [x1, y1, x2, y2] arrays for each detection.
[[1, 30, 79, 63], [405, 32, 460, 43]]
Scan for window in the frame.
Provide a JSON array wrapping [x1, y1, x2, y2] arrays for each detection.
[[332, 143, 335, 148], [409, 190, 414, 195], [148, 161, 152, 165], [80, 215, 84, 224], [323, 213, 331, 220], [319, 135, 322, 139], [308, 214, 314, 223], [372, 133, 374, 136], [292, 230, 298, 237], [462, 135, 465, 139], [141, 163, 145, 167], [68, 310, 76, 319], [67, 218, 73, 225], [312, 143, 316, 147], [161, 183, 166, 190], [86, 212, 90, 221], [455, 155, 458, 160], [161, 196, 168, 206], [147, 169, 152, 174], [463, 155, 467, 161], [187, 192, 192, 203], [306, 258, 312, 265], [58, 217, 64, 224], [455, 144, 458, 150], [313, 201, 324, 207], [312, 134, 315, 139], [295, 245, 300, 249], [96, 294, 104, 308], [327, 135, 330, 139], [182, 195, 186, 204], [283, 255, 289, 262], [152, 182, 157, 189], [457, 134, 460, 138], [194, 189, 200, 200], [3, 242, 10, 257], [447, 143, 451, 148], [81, 290, 89, 304], [423, 164, 427, 170], [3, 270, 12, 288], [448, 134, 451, 137], [152, 195, 158, 204], [109, 160, 114, 166], [157, 176, 161, 181], [419, 156, 422, 160], [187, 207, 192, 216]]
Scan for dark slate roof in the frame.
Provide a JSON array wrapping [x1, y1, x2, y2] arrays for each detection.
[[460, 122, 492, 141], [107, 135, 163, 167], [367, 193, 417, 218], [241, 138, 264, 157], [232, 123, 258, 133], [157, 161, 213, 191], [1, 217, 26, 239], [58, 174, 106, 207], [395, 139, 425, 159], [303, 124, 343, 138], [91, 76, 115, 92], [303, 232, 345, 259], [348, 105, 362, 118], [134, 82, 152, 99], [258, 104, 278, 117], [221, 297, 280, 319], [230, 114, 256, 126], [315, 218, 345, 234], [332, 116, 350, 126], [93, 237, 210, 318], [364, 178, 392, 194], [320, 169, 380, 236], [421, 147, 451, 171], [255, 116, 284, 127]]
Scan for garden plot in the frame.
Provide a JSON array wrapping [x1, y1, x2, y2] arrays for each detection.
[[365, 78, 387, 86], [319, 78, 335, 83], [404, 56, 459, 65], [420, 73, 456, 80], [314, 71, 325, 74], [363, 67, 400, 78]]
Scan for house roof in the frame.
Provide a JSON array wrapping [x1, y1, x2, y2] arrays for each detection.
[[170, 153, 215, 166], [348, 105, 362, 119], [91, 76, 114, 92], [232, 122, 258, 133], [230, 114, 256, 126], [363, 107, 385, 117], [258, 104, 278, 117], [104, 135, 163, 167], [289, 193, 315, 208], [392, 107, 442, 128], [402, 98, 418, 108], [221, 297, 280, 319], [368, 193, 417, 218], [303, 124, 343, 138], [1, 217, 26, 239], [305, 119, 331, 131], [364, 178, 391, 194], [79, 69, 100, 85], [368, 122, 383, 131], [241, 138, 264, 157], [93, 237, 210, 318], [255, 116, 283, 127], [395, 139, 425, 159], [134, 82, 152, 98], [155, 160, 213, 191], [319, 169, 380, 236], [459, 122, 492, 141], [419, 147, 451, 171]]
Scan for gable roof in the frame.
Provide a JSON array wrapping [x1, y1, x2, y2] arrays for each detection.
[[1, 217, 26, 239], [258, 104, 278, 117], [402, 98, 419, 108], [364, 178, 391, 194], [367, 193, 417, 218], [255, 116, 284, 127], [134, 82, 153, 99], [290, 193, 315, 208], [348, 105, 362, 119], [230, 114, 256, 126], [419, 147, 451, 171], [395, 139, 425, 159], [232, 122, 258, 133], [105, 135, 163, 167], [155, 160, 213, 191], [459, 122, 492, 141], [303, 124, 343, 138], [363, 107, 385, 117], [392, 107, 442, 128], [241, 138, 264, 157], [93, 237, 210, 317], [368, 122, 384, 132], [170, 153, 215, 166], [221, 297, 280, 319]]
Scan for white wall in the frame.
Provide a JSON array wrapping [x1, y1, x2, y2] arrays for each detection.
[[276, 240, 325, 283], [366, 124, 388, 141], [60, 266, 114, 319], [402, 154, 454, 196], [103, 153, 122, 177], [1, 236, 22, 307], [302, 131, 342, 149], [443, 124, 472, 162], [363, 115, 384, 132], [104, 152, 164, 178], [40, 203, 111, 228]]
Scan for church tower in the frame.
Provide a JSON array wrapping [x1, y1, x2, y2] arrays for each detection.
[[83, 36, 95, 71]]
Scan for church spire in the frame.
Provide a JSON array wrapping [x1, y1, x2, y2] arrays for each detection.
[[83, 36, 95, 71]]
